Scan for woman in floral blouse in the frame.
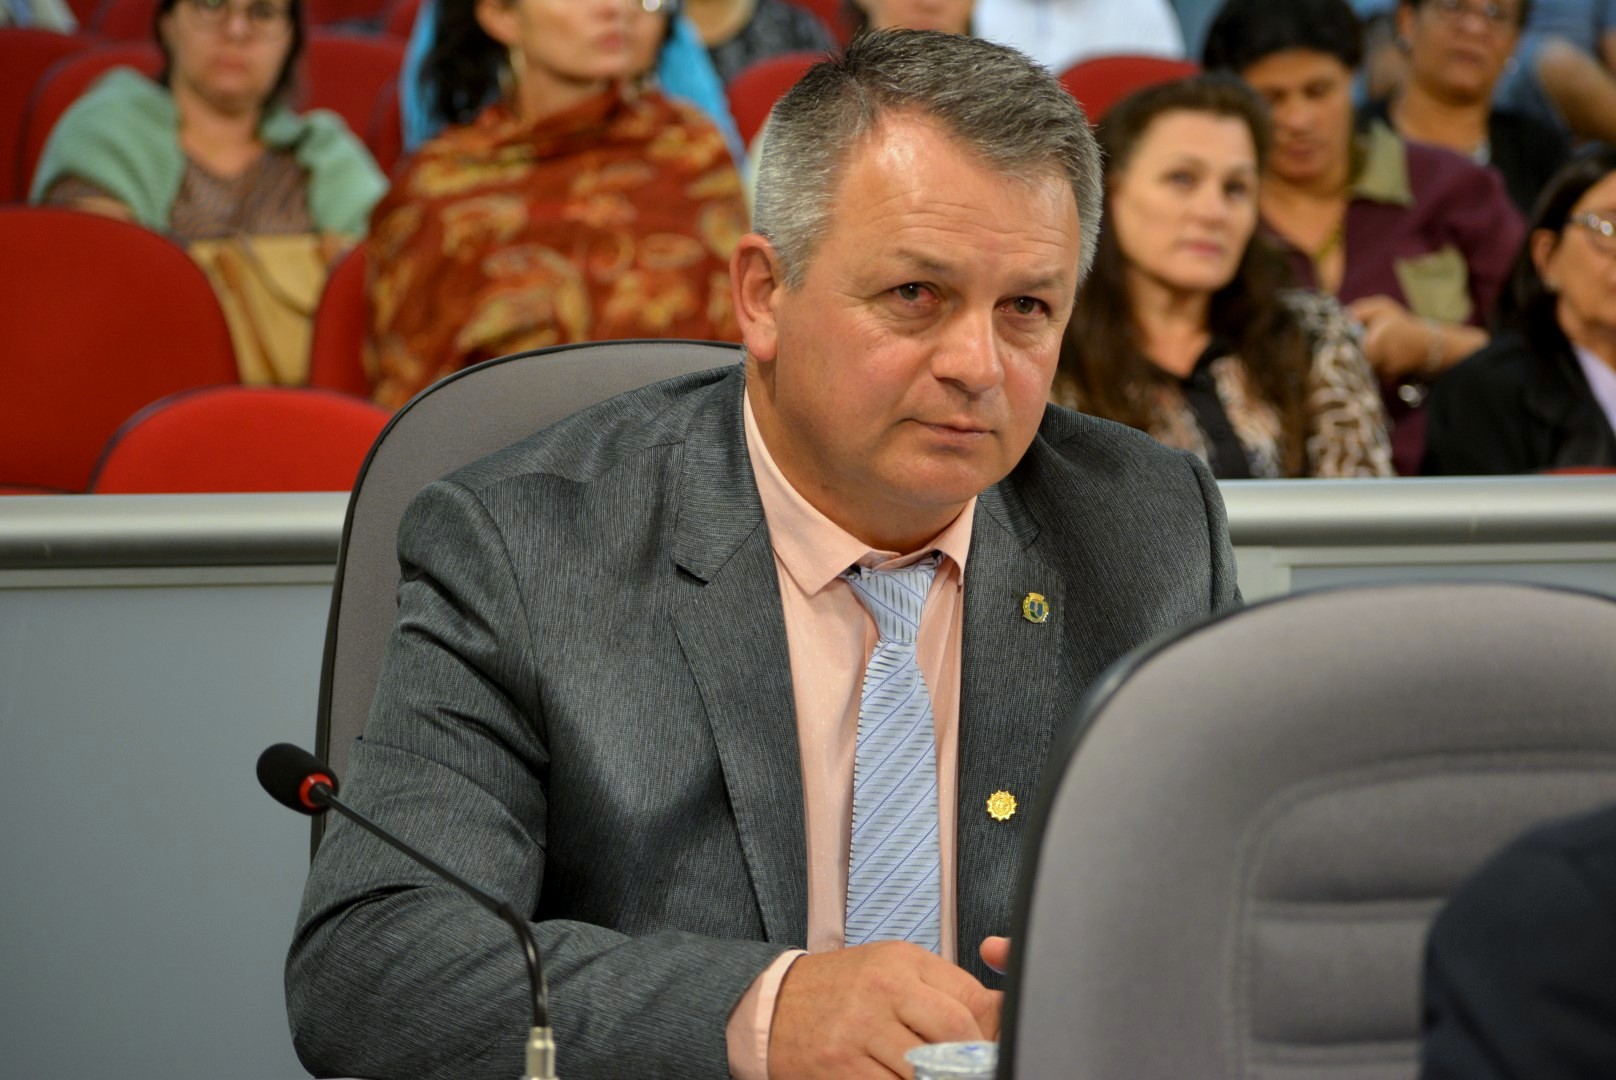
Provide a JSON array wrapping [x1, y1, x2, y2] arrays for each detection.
[[1053, 75, 1392, 479], [366, 0, 748, 408]]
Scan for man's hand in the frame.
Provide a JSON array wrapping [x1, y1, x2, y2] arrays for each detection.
[[979, 936, 1010, 976], [769, 941, 1002, 1078], [1346, 295, 1433, 381]]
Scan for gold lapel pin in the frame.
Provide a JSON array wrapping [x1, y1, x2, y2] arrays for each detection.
[[986, 790, 1018, 822], [1021, 592, 1049, 624]]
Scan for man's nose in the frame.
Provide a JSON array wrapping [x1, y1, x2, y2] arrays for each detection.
[[932, 307, 1005, 394]]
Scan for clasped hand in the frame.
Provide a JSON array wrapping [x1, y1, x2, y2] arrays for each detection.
[[768, 937, 1011, 1078]]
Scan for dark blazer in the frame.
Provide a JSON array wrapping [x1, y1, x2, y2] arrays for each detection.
[[1422, 803, 1616, 1079], [1422, 330, 1616, 474], [286, 365, 1240, 1079]]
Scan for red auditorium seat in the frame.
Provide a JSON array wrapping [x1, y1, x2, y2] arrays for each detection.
[[383, 0, 419, 38], [64, 0, 99, 23], [1058, 55, 1200, 123], [365, 77, 403, 177], [304, 0, 389, 27], [20, 43, 162, 196], [90, 385, 390, 492], [88, 0, 159, 40], [0, 206, 238, 493], [726, 51, 821, 147], [302, 31, 405, 137], [307, 243, 375, 398], [0, 30, 91, 203]]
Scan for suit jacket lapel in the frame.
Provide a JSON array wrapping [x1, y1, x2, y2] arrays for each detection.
[[669, 371, 809, 947], [955, 481, 1067, 981]]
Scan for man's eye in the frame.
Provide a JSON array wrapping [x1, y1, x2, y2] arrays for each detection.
[[1009, 297, 1046, 317], [894, 283, 926, 303]]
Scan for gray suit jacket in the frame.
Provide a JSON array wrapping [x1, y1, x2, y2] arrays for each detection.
[[287, 364, 1239, 1079]]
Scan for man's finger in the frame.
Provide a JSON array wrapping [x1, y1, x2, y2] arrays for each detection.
[[893, 983, 986, 1046]]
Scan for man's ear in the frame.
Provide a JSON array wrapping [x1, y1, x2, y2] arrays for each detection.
[[475, 0, 518, 50], [731, 233, 785, 365]]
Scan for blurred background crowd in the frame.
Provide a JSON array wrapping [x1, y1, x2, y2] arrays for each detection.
[[3, 0, 1615, 494]]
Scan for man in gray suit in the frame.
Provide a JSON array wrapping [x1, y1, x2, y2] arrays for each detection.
[[288, 30, 1239, 1080]]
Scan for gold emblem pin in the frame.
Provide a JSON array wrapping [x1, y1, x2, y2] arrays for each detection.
[[986, 790, 1018, 822], [1021, 592, 1049, 624]]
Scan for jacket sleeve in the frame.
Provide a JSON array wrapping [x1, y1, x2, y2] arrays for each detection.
[[286, 478, 785, 1080]]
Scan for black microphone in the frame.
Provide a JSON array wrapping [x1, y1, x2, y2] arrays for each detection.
[[258, 743, 557, 1080]]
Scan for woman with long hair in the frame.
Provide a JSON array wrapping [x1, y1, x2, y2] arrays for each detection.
[[366, 0, 748, 407], [1054, 75, 1392, 478]]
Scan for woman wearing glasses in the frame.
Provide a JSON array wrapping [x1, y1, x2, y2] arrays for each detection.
[[1425, 146, 1616, 472], [1363, 0, 1569, 215], [365, 0, 747, 407], [30, 0, 386, 382]]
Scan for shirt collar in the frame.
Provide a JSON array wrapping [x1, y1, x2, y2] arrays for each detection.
[[1350, 120, 1416, 209], [742, 387, 975, 596]]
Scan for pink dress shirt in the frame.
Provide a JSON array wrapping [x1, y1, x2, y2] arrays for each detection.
[[725, 388, 975, 1078]]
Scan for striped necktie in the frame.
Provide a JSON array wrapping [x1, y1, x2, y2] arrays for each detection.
[[843, 556, 942, 952]]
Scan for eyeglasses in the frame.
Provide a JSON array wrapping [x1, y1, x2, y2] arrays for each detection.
[[639, 0, 677, 11], [183, 0, 291, 35], [1570, 211, 1616, 254], [1424, 0, 1520, 30]]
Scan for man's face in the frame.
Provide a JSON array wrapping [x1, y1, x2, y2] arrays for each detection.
[[736, 113, 1084, 552]]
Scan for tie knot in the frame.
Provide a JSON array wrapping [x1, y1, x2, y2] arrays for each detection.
[[845, 556, 937, 644]]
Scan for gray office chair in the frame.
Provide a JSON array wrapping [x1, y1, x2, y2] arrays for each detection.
[[1000, 582, 1616, 1080], [312, 340, 739, 849]]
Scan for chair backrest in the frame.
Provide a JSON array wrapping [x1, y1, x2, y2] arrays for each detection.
[[307, 243, 373, 397], [1058, 54, 1200, 123], [89, 385, 390, 492], [20, 43, 161, 194], [0, 29, 91, 202], [1001, 582, 1616, 1080], [0, 206, 238, 491], [88, 0, 158, 40], [314, 339, 739, 820], [304, 0, 389, 27], [382, 0, 418, 38], [363, 76, 403, 177], [301, 30, 404, 138], [725, 50, 820, 146]]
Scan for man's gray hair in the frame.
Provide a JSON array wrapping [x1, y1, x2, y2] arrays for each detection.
[[753, 29, 1104, 290]]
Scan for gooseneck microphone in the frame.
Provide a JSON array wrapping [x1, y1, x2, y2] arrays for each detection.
[[258, 743, 557, 1080]]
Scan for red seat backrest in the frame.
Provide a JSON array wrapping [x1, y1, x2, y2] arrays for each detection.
[[1058, 55, 1201, 123], [90, 385, 391, 492], [20, 43, 162, 196], [0, 30, 91, 202], [364, 76, 403, 178], [0, 206, 239, 492], [307, 243, 375, 398], [725, 51, 821, 147], [304, 0, 389, 26], [382, 0, 418, 38], [301, 30, 404, 137], [88, 0, 159, 40]]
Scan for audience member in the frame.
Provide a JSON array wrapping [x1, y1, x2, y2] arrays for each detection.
[[365, 0, 748, 408], [398, 0, 745, 164], [1421, 802, 1616, 1078], [842, 0, 972, 35], [1494, 0, 1616, 142], [1364, 0, 1570, 214], [31, 0, 385, 384], [973, 0, 1185, 75], [287, 30, 1239, 1080], [1425, 145, 1616, 472], [1, 0, 76, 29], [682, 0, 836, 82], [1054, 75, 1393, 478], [1204, 0, 1524, 473]]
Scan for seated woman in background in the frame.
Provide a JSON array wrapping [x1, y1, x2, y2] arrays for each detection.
[[1425, 146, 1616, 472], [31, 0, 385, 384], [682, 0, 836, 83], [1363, 0, 1569, 215], [1203, 0, 1523, 473], [368, 0, 748, 408], [841, 0, 973, 35], [1053, 75, 1394, 478]]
